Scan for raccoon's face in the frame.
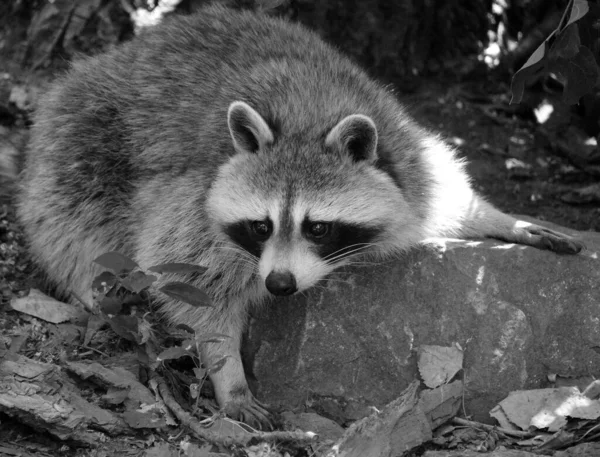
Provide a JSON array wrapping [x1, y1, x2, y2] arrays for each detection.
[[207, 101, 415, 297]]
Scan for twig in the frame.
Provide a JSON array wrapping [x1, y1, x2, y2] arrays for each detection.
[[80, 345, 110, 358], [452, 417, 533, 439], [153, 373, 316, 447]]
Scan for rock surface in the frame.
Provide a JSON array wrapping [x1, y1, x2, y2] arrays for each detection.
[[247, 222, 600, 423]]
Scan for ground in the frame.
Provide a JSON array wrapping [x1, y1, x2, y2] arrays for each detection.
[[0, 25, 598, 457]]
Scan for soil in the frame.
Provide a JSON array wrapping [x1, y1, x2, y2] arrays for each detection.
[[0, 12, 598, 457]]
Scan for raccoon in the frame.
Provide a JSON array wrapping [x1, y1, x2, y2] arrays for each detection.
[[17, 4, 583, 426]]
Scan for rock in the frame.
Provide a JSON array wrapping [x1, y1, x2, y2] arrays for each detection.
[[248, 222, 600, 424], [554, 442, 600, 457]]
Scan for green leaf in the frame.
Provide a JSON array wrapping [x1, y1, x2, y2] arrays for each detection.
[[181, 339, 196, 351], [92, 271, 117, 292], [156, 347, 194, 361], [207, 355, 230, 375], [148, 263, 208, 275], [549, 23, 581, 60], [175, 323, 195, 335], [107, 315, 141, 344], [550, 46, 600, 104], [94, 252, 138, 273], [565, 0, 590, 29], [193, 367, 207, 380], [159, 282, 212, 308], [196, 333, 231, 344], [120, 270, 157, 293], [98, 294, 123, 315], [510, 40, 550, 104]]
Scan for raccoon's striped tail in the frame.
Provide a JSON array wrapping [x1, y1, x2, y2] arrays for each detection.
[[0, 137, 20, 199]]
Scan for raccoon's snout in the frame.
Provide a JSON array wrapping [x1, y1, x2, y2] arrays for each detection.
[[265, 270, 297, 296]]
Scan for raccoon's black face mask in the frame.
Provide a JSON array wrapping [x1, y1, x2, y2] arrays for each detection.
[[207, 100, 413, 295]]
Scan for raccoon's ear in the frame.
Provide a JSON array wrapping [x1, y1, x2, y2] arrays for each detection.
[[227, 101, 274, 154], [325, 114, 378, 163]]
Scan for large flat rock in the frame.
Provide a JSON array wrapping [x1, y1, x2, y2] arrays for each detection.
[[247, 225, 600, 423]]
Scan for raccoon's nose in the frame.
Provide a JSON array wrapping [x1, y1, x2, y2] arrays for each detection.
[[265, 270, 297, 296]]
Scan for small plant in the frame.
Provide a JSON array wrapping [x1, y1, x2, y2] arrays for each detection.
[[93, 251, 211, 313], [155, 324, 231, 412], [91, 251, 228, 411]]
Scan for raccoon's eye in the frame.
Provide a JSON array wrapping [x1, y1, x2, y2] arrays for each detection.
[[251, 220, 272, 238], [307, 222, 330, 239]]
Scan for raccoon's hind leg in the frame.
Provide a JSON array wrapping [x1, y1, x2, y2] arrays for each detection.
[[453, 196, 584, 254]]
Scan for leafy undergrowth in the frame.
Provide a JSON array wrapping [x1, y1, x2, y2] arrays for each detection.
[[1, 3, 599, 455]]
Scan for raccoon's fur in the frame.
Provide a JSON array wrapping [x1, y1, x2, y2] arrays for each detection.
[[17, 4, 583, 426]]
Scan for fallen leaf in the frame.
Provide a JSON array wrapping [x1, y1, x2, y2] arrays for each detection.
[[10, 289, 87, 324], [418, 344, 463, 388]]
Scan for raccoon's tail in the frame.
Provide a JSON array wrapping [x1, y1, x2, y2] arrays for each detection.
[[0, 137, 20, 199]]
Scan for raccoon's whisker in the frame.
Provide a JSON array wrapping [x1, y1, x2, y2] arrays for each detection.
[[209, 245, 259, 265], [341, 261, 379, 267], [324, 243, 380, 265], [234, 260, 259, 271], [322, 242, 378, 262], [209, 243, 257, 258]]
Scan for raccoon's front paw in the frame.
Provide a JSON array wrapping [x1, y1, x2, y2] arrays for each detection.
[[518, 225, 585, 254], [222, 387, 272, 430]]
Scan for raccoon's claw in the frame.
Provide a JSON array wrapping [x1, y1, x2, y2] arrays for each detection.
[[518, 225, 585, 255], [223, 394, 273, 430]]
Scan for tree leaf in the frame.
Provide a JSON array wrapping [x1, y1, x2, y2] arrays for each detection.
[[92, 271, 117, 292], [175, 323, 196, 335], [549, 46, 600, 105], [549, 23, 581, 60], [193, 367, 207, 380], [107, 315, 141, 344], [181, 339, 196, 351], [98, 294, 123, 315], [159, 282, 212, 308], [207, 355, 230, 375], [120, 270, 157, 293], [148, 263, 208, 275], [94, 252, 138, 273], [196, 333, 231, 344], [565, 0, 590, 29], [510, 40, 550, 104], [156, 347, 194, 362]]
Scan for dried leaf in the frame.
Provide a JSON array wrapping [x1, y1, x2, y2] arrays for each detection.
[[122, 409, 166, 429], [102, 387, 129, 405], [493, 387, 600, 432], [418, 344, 463, 388], [10, 289, 86, 324]]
